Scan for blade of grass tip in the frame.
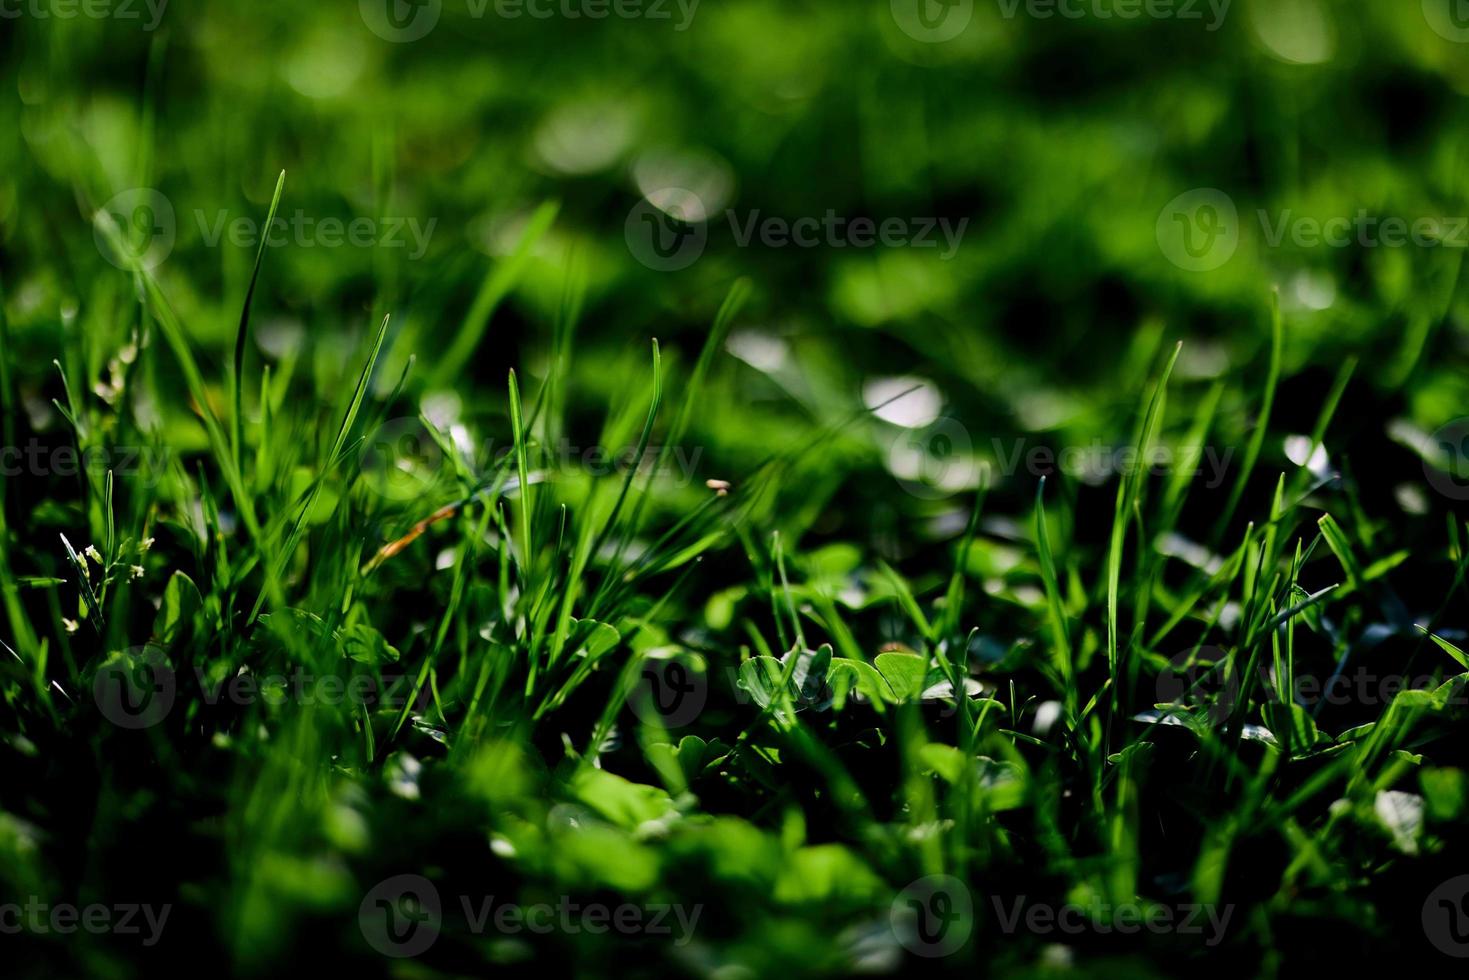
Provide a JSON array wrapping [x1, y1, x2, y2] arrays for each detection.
[[1412, 524, 1469, 649], [52, 359, 81, 434], [1107, 343, 1180, 699], [1285, 357, 1356, 506], [232, 170, 286, 476], [508, 368, 534, 579], [430, 199, 559, 389], [774, 532, 807, 651], [939, 483, 986, 642], [623, 277, 750, 542], [59, 533, 103, 632], [1262, 473, 1285, 580], [667, 277, 750, 456], [1262, 583, 1339, 637], [135, 32, 166, 185], [1159, 380, 1223, 531], [742, 527, 791, 655], [96, 211, 257, 536], [521, 246, 587, 449], [1035, 478, 1074, 715], [325, 314, 393, 469], [1415, 625, 1469, 671], [877, 560, 933, 647], [249, 314, 392, 624], [1220, 290, 1282, 534], [587, 491, 725, 620], [589, 339, 663, 567], [1316, 514, 1361, 594], [1390, 247, 1464, 390]]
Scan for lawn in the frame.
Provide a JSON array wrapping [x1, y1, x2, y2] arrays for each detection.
[[3, 1, 1469, 976]]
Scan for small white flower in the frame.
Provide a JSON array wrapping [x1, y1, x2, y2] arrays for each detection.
[[139, 537, 156, 552], [84, 545, 103, 565], [62, 618, 79, 634], [130, 565, 145, 580]]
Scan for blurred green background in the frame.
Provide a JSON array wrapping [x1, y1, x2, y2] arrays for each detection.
[[4, 0, 1468, 507]]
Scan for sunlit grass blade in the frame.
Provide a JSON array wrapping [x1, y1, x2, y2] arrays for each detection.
[[232, 170, 285, 476], [1107, 342, 1180, 696]]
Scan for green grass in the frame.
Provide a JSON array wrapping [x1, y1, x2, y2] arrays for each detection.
[[4, 2, 1469, 977]]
